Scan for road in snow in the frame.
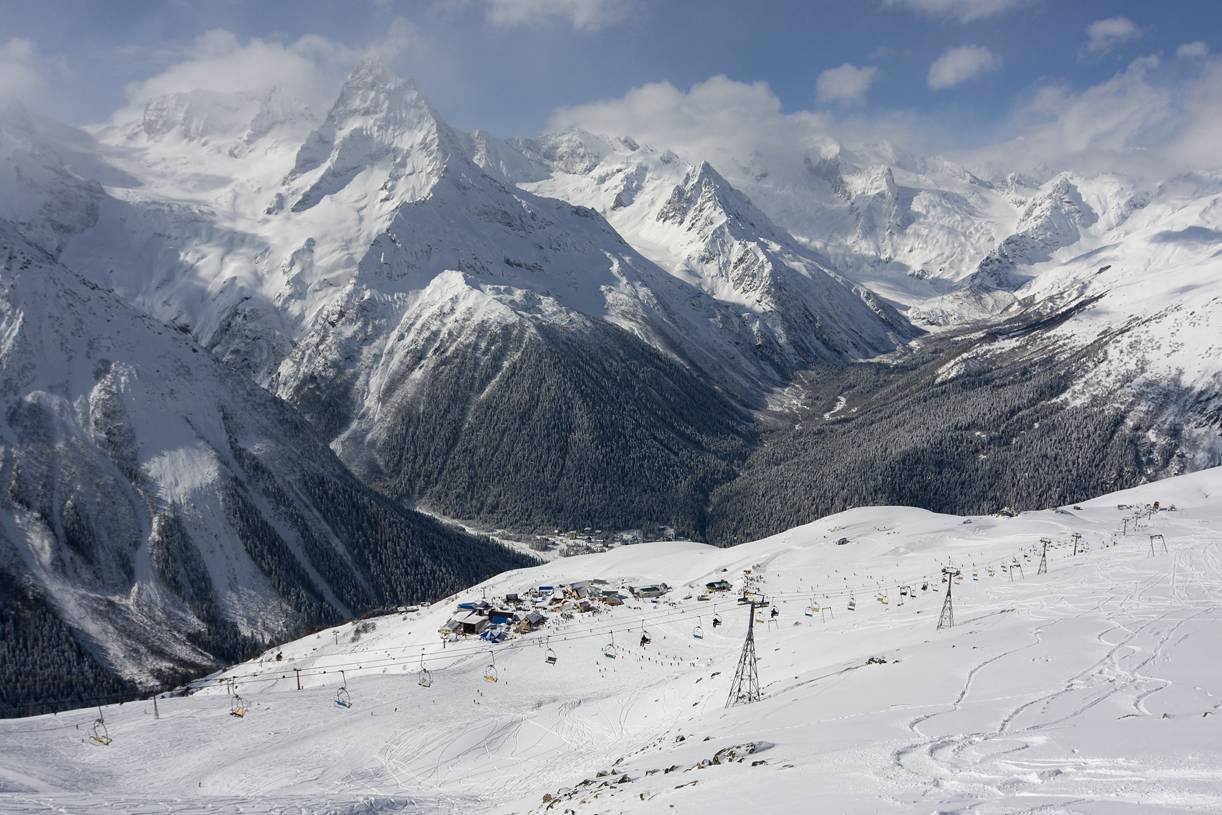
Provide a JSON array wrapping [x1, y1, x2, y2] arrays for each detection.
[[2, 469, 1220, 814]]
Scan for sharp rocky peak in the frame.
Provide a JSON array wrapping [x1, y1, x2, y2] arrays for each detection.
[[284, 60, 465, 212]]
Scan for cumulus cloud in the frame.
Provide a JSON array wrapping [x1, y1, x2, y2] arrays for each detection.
[[549, 75, 834, 171], [816, 63, 878, 104], [882, 0, 1031, 23], [547, 73, 958, 192], [484, 0, 634, 31], [119, 21, 430, 116], [927, 45, 1000, 89], [1085, 17, 1142, 55], [966, 54, 1222, 178], [1177, 41, 1209, 59]]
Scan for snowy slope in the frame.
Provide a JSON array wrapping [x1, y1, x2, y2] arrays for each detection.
[[0, 220, 529, 700], [9, 62, 918, 534], [481, 130, 917, 368], [921, 172, 1222, 450], [627, 138, 1020, 309], [2, 467, 1218, 813]]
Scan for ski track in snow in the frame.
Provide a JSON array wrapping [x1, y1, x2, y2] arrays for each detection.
[[3, 471, 1222, 813]]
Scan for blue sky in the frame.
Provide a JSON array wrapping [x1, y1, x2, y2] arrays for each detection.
[[1, 0, 1217, 171]]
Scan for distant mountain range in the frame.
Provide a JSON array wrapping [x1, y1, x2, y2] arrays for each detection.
[[1, 60, 1219, 710]]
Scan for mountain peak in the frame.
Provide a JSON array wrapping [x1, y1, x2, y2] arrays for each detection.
[[283, 64, 458, 212]]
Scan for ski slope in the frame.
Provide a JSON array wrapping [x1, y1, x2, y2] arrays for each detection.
[[2, 469, 1221, 814]]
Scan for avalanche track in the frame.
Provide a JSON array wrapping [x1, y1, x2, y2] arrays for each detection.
[[2, 469, 1221, 814]]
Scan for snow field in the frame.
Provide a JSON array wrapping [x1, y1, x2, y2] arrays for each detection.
[[2, 468, 1221, 813]]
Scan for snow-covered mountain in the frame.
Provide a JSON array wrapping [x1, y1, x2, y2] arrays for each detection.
[[0, 220, 530, 711], [3, 467, 1219, 813], [22, 61, 914, 537], [668, 140, 1020, 308], [476, 129, 915, 372], [4, 59, 1219, 544]]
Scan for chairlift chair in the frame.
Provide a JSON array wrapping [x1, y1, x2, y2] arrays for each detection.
[[335, 670, 353, 708], [90, 710, 112, 746], [847, 595, 857, 612], [484, 651, 499, 683], [603, 631, 617, 659], [230, 693, 248, 718], [693, 619, 705, 640], [545, 646, 558, 665], [418, 653, 433, 688], [712, 612, 722, 627]]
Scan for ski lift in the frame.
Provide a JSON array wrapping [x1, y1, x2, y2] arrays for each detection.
[[546, 645, 558, 665], [335, 670, 353, 708], [693, 619, 705, 640], [483, 651, 499, 683], [603, 631, 617, 659], [899, 586, 910, 598], [230, 693, 248, 718], [804, 595, 817, 616], [712, 612, 722, 627], [418, 653, 433, 688], [847, 595, 857, 612], [90, 708, 111, 746]]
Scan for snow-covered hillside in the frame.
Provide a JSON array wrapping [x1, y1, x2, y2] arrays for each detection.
[[0, 220, 529, 701], [922, 171, 1222, 442], [480, 129, 916, 367], [3, 467, 1219, 813], [1, 61, 919, 536]]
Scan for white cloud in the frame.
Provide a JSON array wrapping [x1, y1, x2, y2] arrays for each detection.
[[882, 0, 1031, 23], [927, 45, 1000, 89], [118, 21, 430, 117], [484, 0, 633, 31], [547, 74, 954, 189], [1177, 41, 1209, 59], [1085, 17, 1142, 55], [0, 38, 64, 107], [549, 75, 832, 170], [816, 63, 878, 104], [966, 54, 1222, 178]]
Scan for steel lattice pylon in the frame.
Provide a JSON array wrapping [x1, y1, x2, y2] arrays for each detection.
[[1038, 538, 1049, 575], [937, 567, 959, 630], [726, 602, 761, 707]]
